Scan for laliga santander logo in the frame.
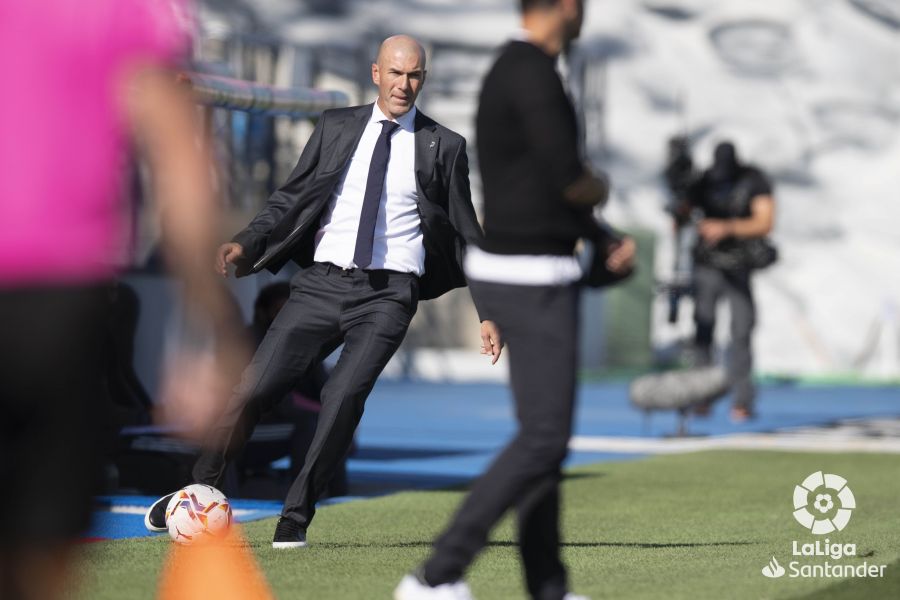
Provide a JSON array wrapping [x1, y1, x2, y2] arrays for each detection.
[[792, 471, 855, 534], [759, 472, 886, 580]]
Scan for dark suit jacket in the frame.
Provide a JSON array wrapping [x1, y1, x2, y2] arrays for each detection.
[[231, 103, 483, 302]]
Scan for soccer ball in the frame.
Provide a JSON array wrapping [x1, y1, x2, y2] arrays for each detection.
[[165, 484, 233, 544]]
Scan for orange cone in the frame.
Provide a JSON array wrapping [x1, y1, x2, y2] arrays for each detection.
[[158, 525, 274, 600]]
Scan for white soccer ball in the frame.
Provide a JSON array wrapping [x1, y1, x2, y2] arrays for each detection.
[[165, 484, 233, 544]]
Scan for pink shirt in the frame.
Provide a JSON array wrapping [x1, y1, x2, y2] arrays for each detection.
[[0, 0, 190, 285]]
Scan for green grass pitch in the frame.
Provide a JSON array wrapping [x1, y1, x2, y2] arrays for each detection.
[[72, 451, 900, 599]]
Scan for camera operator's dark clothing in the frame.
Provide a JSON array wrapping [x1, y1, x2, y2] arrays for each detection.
[[687, 166, 772, 269], [693, 265, 755, 409], [687, 166, 770, 219], [686, 164, 772, 411]]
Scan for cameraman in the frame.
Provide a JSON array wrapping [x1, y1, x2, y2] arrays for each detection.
[[679, 141, 775, 421]]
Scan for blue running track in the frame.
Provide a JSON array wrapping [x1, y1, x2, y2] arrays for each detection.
[[89, 380, 898, 540]]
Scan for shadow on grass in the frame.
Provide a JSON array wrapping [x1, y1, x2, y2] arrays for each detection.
[[269, 540, 757, 550], [488, 540, 755, 549], [346, 466, 606, 497], [562, 472, 607, 481]]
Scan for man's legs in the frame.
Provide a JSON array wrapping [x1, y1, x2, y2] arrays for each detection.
[[692, 265, 723, 366], [517, 476, 564, 600], [192, 266, 342, 486], [280, 269, 417, 529], [423, 282, 578, 600], [724, 271, 756, 413]]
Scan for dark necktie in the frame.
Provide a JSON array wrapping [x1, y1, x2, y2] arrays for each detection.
[[353, 119, 401, 269]]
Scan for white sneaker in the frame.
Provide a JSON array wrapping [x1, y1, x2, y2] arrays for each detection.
[[563, 595, 591, 600], [394, 574, 476, 600]]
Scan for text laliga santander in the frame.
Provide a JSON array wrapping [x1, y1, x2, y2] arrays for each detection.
[[793, 539, 856, 560], [788, 540, 887, 578]]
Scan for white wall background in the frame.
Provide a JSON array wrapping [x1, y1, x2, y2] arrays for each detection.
[[197, 0, 900, 379]]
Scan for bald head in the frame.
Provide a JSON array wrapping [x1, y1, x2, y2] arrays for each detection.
[[372, 35, 427, 119], [377, 35, 427, 70]]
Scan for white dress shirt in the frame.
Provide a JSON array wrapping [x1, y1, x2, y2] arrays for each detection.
[[313, 102, 425, 275]]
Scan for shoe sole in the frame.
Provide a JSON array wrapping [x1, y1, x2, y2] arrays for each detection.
[[393, 583, 412, 600], [144, 494, 172, 533], [272, 541, 308, 549], [393, 578, 415, 600]]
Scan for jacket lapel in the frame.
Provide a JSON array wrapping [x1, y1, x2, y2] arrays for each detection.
[[324, 104, 372, 171]]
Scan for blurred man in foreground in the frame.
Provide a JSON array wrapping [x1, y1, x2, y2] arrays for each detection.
[[0, 2, 245, 598], [397, 1, 634, 599]]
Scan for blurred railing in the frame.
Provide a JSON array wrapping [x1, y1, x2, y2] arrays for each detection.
[[186, 72, 349, 117]]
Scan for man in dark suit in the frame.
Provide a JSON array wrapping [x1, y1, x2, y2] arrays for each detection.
[[144, 35, 502, 548]]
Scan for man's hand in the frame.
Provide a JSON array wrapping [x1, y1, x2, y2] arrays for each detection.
[[606, 236, 636, 274], [479, 320, 504, 365], [698, 219, 732, 245], [215, 242, 244, 276]]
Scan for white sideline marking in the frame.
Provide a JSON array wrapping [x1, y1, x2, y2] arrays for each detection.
[[570, 419, 900, 454], [570, 434, 900, 454]]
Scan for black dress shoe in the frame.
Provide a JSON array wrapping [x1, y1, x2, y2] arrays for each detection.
[[144, 492, 175, 532], [272, 517, 307, 549]]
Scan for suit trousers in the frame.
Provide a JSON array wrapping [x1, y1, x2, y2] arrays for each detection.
[[423, 280, 579, 600], [692, 264, 756, 408], [192, 262, 418, 528]]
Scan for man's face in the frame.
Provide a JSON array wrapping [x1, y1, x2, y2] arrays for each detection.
[[372, 47, 426, 119]]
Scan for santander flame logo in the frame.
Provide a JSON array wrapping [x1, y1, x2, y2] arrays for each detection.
[[762, 556, 786, 578]]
